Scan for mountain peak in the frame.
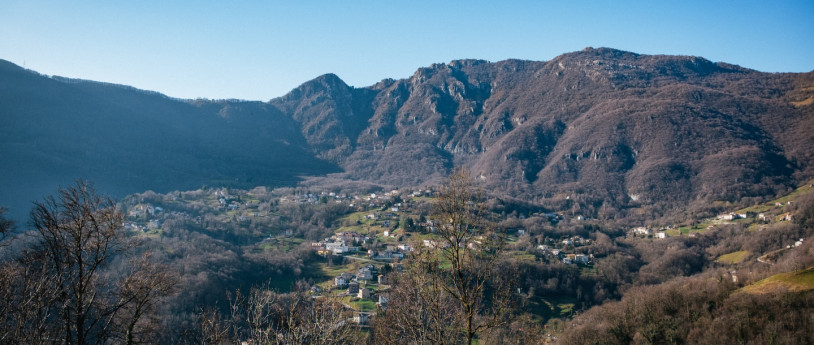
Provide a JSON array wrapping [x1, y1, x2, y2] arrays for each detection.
[[4, 49, 811, 223], [313, 73, 346, 85], [579, 46, 639, 57], [276, 73, 350, 102], [448, 59, 490, 69]]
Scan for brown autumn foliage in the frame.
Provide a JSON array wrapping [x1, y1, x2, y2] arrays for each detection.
[[3, 48, 814, 225], [0, 181, 178, 345], [374, 170, 519, 345], [558, 272, 814, 345]]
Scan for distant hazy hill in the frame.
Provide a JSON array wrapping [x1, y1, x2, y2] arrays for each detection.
[[2, 48, 813, 222]]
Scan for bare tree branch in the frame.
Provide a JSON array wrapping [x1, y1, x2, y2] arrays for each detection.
[[375, 168, 517, 345]]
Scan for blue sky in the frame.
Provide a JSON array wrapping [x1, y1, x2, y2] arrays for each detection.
[[2, 1, 813, 100]]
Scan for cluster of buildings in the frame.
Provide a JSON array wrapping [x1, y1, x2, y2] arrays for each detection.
[[658, 201, 800, 238], [536, 235, 593, 265], [630, 227, 668, 239], [367, 244, 410, 260], [333, 265, 390, 308], [311, 230, 416, 260], [312, 231, 366, 255], [124, 204, 167, 232], [630, 201, 800, 240], [280, 188, 426, 209], [126, 203, 164, 218], [280, 191, 352, 205]]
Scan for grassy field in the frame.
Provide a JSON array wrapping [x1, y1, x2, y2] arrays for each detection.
[[671, 222, 710, 236], [660, 178, 814, 239], [716, 250, 750, 264], [258, 236, 304, 252], [739, 267, 814, 294], [350, 299, 377, 312], [737, 179, 814, 215], [508, 251, 537, 262]]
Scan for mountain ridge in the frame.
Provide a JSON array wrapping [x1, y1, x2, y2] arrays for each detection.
[[1, 48, 813, 223], [271, 47, 814, 222]]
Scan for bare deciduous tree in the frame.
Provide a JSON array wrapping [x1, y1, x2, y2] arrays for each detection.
[[0, 252, 60, 344], [0, 180, 177, 345], [374, 250, 460, 345], [0, 207, 13, 246], [31, 180, 134, 345], [375, 169, 516, 345], [239, 282, 359, 344], [188, 281, 359, 345], [182, 309, 232, 345], [116, 254, 179, 345]]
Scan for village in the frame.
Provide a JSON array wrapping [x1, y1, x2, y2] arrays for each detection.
[[116, 180, 814, 327], [628, 199, 801, 239], [119, 186, 606, 323]]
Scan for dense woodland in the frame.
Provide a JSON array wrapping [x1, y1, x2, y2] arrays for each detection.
[[2, 174, 813, 344]]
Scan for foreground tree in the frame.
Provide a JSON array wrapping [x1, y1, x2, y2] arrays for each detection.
[[0, 180, 177, 345], [374, 249, 461, 345], [376, 169, 516, 345], [0, 207, 12, 245], [187, 282, 359, 345]]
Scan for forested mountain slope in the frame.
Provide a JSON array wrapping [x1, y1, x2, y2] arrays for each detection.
[[0, 60, 337, 221], [2, 47, 813, 222], [275, 48, 814, 220]]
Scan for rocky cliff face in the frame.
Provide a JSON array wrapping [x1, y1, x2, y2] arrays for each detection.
[[2, 48, 812, 221], [271, 48, 814, 219]]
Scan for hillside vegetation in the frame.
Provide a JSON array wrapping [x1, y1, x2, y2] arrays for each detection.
[[738, 267, 814, 294], [1, 167, 813, 343], [3, 48, 814, 224]]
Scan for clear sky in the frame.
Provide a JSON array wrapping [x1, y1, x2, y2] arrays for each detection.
[[2, 1, 813, 101]]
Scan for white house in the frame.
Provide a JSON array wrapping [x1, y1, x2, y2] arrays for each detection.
[[718, 213, 735, 221], [325, 242, 348, 254], [423, 239, 448, 248], [357, 267, 374, 281], [334, 273, 352, 287]]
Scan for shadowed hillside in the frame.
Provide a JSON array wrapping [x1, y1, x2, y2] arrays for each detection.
[[0, 60, 338, 221], [2, 48, 813, 222]]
